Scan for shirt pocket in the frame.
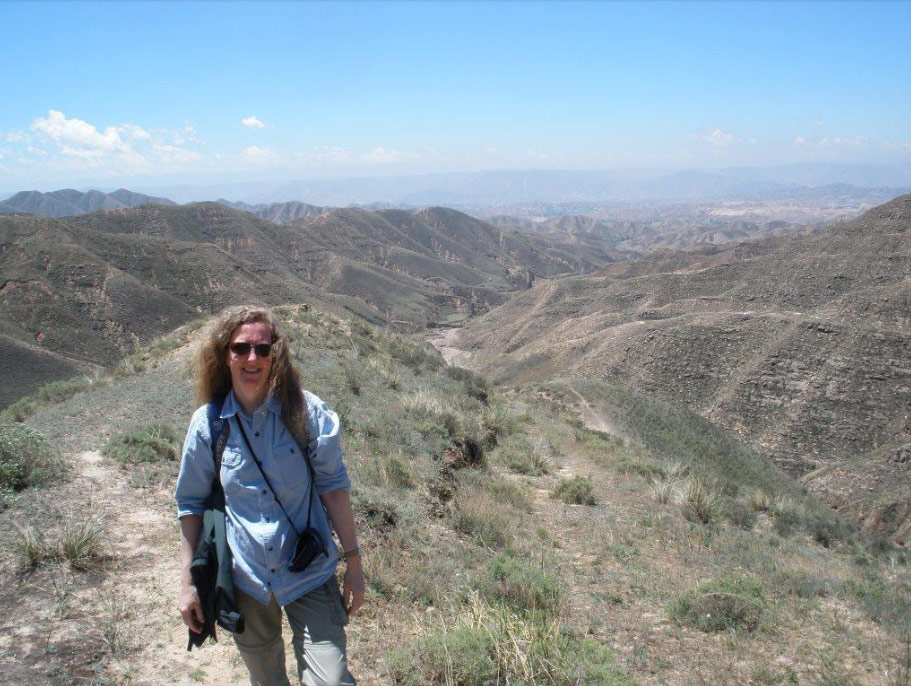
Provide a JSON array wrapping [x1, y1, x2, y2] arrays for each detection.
[[220, 445, 243, 469], [270, 439, 309, 491], [220, 446, 254, 499]]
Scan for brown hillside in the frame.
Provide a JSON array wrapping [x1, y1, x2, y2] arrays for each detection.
[[457, 195, 911, 536], [4, 203, 613, 407]]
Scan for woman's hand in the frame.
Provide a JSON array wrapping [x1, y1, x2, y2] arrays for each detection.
[[179, 583, 204, 633], [342, 558, 366, 616]]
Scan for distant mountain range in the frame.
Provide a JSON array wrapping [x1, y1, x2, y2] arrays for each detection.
[[0, 188, 176, 218], [122, 164, 911, 207]]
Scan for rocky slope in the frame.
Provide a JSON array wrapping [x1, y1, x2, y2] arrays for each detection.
[[457, 195, 911, 538]]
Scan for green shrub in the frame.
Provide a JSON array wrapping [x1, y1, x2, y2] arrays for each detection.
[[680, 476, 725, 524], [552, 475, 598, 506], [746, 489, 777, 513], [486, 554, 563, 615], [102, 424, 180, 464], [387, 597, 628, 685], [615, 456, 665, 480], [343, 362, 363, 395], [776, 569, 830, 599], [493, 435, 550, 476], [773, 507, 803, 538], [0, 424, 64, 498], [726, 500, 758, 530], [446, 365, 490, 404], [387, 624, 499, 685], [671, 575, 767, 633], [0, 377, 97, 423], [385, 338, 443, 372], [451, 490, 516, 549], [482, 403, 521, 446], [14, 514, 106, 571], [841, 574, 911, 632]]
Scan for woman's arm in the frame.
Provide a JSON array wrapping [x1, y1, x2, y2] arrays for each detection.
[[178, 514, 204, 633], [320, 490, 366, 616]]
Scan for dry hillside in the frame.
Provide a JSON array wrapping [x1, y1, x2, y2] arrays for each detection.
[[1, 306, 909, 685], [454, 195, 911, 541]]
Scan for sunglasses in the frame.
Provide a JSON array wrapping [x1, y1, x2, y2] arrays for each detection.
[[229, 342, 273, 357]]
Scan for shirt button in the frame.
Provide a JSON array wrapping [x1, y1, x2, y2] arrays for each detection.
[[255, 432, 260, 437], [290, 448, 295, 454], [262, 489, 268, 494], [270, 568, 276, 574], [268, 546, 273, 551], [265, 517, 270, 522]]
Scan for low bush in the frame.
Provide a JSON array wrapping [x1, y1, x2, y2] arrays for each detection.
[[386, 624, 498, 685], [0, 424, 64, 500], [670, 575, 767, 633], [746, 488, 777, 513], [102, 424, 180, 464], [615, 456, 665, 480], [726, 500, 758, 530], [773, 506, 803, 538], [493, 435, 550, 476], [552, 475, 598, 506], [485, 554, 563, 615], [451, 489, 517, 549], [14, 514, 107, 571], [387, 596, 627, 685], [680, 476, 726, 524], [0, 377, 97, 423], [445, 365, 490, 404]]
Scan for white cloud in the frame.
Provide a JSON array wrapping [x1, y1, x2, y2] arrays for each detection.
[[243, 145, 277, 161], [309, 145, 353, 162], [794, 135, 869, 150], [27, 146, 47, 156], [30, 110, 127, 155], [820, 136, 869, 149], [695, 128, 739, 147], [172, 124, 205, 146], [5, 130, 30, 143], [360, 147, 416, 163], [242, 116, 268, 129], [115, 124, 151, 140], [152, 143, 202, 164]]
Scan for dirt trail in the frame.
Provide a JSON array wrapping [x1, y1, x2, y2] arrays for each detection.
[[426, 327, 472, 367], [564, 383, 623, 438], [0, 438, 248, 685]]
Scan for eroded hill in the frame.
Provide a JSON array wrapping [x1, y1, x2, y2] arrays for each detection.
[[455, 195, 911, 539], [2, 203, 614, 407]]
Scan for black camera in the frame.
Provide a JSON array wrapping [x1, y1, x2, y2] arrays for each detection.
[[289, 527, 327, 572]]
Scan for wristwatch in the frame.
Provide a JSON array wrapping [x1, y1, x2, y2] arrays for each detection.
[[342, 546, 361, 561]]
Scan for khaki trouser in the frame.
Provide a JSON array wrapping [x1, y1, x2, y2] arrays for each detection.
[[234, 580, 355, 686]]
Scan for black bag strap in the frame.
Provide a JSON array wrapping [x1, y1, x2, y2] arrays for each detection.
[[233, 414, 316, 539], [207, 396, 230, 475]]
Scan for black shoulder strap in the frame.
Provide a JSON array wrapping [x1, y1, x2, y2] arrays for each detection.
[[207, 396, 230, 472]]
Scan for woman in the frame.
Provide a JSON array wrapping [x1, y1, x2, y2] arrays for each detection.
[[176, 306, 364, 686]]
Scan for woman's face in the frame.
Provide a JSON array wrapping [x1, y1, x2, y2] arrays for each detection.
[[226, 321, 273, 412]]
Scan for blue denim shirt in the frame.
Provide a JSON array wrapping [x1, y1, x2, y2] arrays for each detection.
[[175, 390, 351, 606]]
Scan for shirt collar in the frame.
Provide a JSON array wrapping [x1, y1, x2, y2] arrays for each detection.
[[221, 391, 281, 419]]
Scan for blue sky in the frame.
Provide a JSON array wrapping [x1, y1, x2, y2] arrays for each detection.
[[1, 0, 909, 189]]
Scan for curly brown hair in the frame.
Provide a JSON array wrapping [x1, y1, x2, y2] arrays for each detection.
[[195, 306, 308, 445]]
